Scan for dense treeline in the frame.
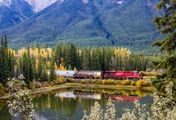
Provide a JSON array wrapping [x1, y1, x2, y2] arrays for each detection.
[[0, 36, 154, 86], [0, 36, 56, 86], [0, 35, 15, 85], [55, 43, 154, 71]]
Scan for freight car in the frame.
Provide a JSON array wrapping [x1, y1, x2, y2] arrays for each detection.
[[55, 70, 76, 77], [73, 70, 102, 79]]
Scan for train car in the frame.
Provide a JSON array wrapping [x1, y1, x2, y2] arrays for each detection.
[[103, 71, 142, 80], [55, 70, 76, 77], [74, 70, 102, 79]]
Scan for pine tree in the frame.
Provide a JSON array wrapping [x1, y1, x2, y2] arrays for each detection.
[[55, 43, 62, 66], [8, 51, 15, 79], [70, 43, 78, 68], [0, 35, 15, 84], [49, 56, 56, 81], [21, 52, 34, 86], [37, 56, 43, 81], [153, 0, 176, 92], [91, 48, 101, 70], [81, 48, 89, 70], [100, 47, 105, 71], [41, 65, 48, 82]]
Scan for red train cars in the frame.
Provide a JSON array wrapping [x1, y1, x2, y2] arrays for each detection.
[[103, 71, 142, 80]]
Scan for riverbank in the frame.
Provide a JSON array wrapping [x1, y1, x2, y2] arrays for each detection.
[[0, 82, 155, 100], [32, 83, 155, 94]]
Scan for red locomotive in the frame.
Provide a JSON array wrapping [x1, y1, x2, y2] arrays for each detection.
[[103, 71, 142, 80]]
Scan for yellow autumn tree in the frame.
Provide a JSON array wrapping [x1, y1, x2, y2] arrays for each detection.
[[57, 58, 66, 70], [114, 47, 131, 58]]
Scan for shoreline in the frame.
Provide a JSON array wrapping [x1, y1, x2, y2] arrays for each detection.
[[0, 83, 155, 100]]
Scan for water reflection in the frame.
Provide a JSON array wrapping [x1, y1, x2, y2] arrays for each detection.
[[33, 89, 152, 120], [0, 89, 153, 120], [0, 102, 11, 120]]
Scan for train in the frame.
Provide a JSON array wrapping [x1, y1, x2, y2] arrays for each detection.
[[55, 70, 142, 80]]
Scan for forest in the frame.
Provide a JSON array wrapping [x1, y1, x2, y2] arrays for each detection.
[[0, 35, 155, 87]]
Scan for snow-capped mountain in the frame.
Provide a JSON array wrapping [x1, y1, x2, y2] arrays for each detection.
[[0, 0, 66, 29], [0, 0, 127, 13], [0, 0, 34, 29], [26, 0, 64, 12], [1, 0, 127, 13]]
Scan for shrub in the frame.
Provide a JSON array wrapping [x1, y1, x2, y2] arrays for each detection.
[[90, 80, 97, 84], [0, 84, 6, 96], [41, 82, 50, 87], [131, 81, 135, 86], [94, 80, 101, 84], [101, 80, 115, 85], [140, 71, 160, 76], [68, 78, 75, 83], [114, 80, 121, 85], [80, 80, 86, 84], [135, 80, 150, 87], [135, 80, 143, 87], [53, 79, 66, 85], [31, 81, 42, 88], [120, 80, 131, 85]]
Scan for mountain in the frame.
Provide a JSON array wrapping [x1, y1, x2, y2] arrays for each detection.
[[26, 0, 64, 12], [0, 0, 62, 29], [0, 0, 160, 51], [0, 0, 34, 29]]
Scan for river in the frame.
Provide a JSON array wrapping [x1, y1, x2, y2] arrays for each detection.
[[0, 88, 153, 120]]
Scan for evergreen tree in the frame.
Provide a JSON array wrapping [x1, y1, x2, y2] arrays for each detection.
[[100, 47, 105, 71], [49, 56, 56, 81], [8, 52, 15, 79], [70, 43, 78, 68], [37, 56, 43, 81], [55, 43, 62, 66], [0, 35, 15, 84], [21, 52, 34, 86], [91, 48, 101, 70], [153, 0, 176, 92], [41, 65, 48, 82], [81, 48, 90, 70], [64, 44, 72, 67]]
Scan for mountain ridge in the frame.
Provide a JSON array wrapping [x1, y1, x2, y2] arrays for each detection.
[[0, 0, 160, 51]]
